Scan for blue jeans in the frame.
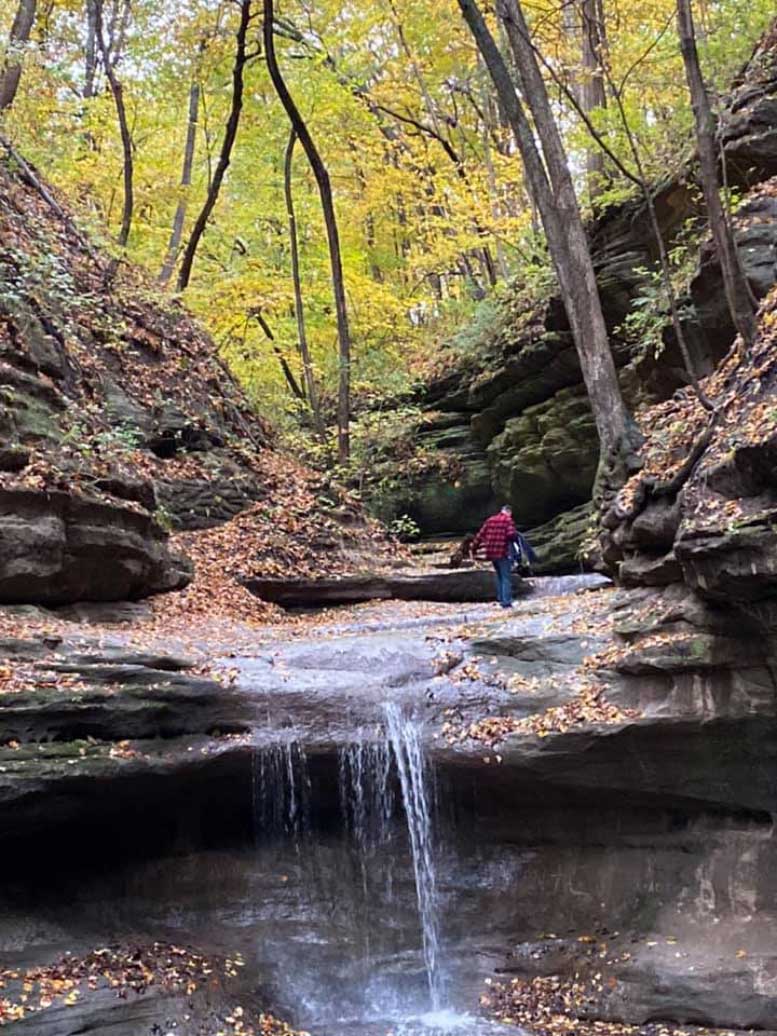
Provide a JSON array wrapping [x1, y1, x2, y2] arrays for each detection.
[[492, 557, 513, 607]]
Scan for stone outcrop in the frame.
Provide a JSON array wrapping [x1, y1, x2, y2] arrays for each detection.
[[0, 627, 252, 850], [500, 274, 777, 1027], [246, 566, 526, 607], [398, 412, 497, 535], [438, 577, 777, 1029], [380, 27, 777, 571], [488, 387, 598, 528], [0, 488, 191, 603], [601, 275, 777, 605], [527, 502, 593, 573], [0, 151, 278, 604], [0, 571, 774, 1032], [416, 577, 775, 810]]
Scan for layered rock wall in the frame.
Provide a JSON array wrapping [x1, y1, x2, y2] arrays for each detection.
[[389, 30, 777, 571], [0, 150, 281, 603]]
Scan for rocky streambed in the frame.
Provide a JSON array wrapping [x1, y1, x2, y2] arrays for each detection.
[[0, 578, 774, 1035]]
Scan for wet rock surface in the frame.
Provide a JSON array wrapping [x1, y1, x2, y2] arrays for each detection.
[[0, 573, 774, 1033], [0, 619, 253, 852]]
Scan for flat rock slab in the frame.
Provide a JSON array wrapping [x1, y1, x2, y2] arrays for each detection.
[[246, 567, 526, 607], [0, 488, 191, 605]]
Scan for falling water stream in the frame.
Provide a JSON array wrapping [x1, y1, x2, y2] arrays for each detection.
[[6, 575, 754, 1036], [249, 705, 464, 1033], [253, 739, 313, 841], [338, 737, 394, 856], [384, 702, 444, 1012]]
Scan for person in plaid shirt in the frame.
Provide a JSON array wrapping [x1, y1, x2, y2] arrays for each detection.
[[471, 505, 518, 608]]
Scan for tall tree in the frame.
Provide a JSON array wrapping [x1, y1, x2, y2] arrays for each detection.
[[84, 0, 98, 99], [676, 0, 756, 350], [457, 0, 638, 488], [159, 77, 201, 286], [263, 0, 353, 463], [94, 0, 133, 246], [0, 0, 38, 112], [516, 16, 714, 406], [284, 129, 326, 439], [580, 0, 608, 197], [176, 0, 253, 292]]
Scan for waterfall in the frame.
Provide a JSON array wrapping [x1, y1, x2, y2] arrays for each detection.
[[253, 715, 445, 1015], [339, 737, 394, 857], [253, 740, 311, 841], [384, 702, 443, 1012]]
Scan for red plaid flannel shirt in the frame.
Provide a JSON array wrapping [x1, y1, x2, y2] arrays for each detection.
[[472, 512, 517, 560]]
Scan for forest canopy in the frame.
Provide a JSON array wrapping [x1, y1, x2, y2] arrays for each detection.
[[0, 0, 772, 436]]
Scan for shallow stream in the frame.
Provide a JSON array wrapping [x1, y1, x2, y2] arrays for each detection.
[[3, 579, 774, 1034], [10, 720, 525, 1035]]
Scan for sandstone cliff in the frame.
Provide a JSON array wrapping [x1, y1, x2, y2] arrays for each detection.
[[382, 22, 777, 573]]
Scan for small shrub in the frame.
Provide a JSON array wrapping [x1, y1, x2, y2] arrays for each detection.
[[153, 505, 175, 532], [388, 514, 421, 542], [94, 422, 144, 452]]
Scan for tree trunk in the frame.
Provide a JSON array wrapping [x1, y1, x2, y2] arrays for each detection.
[[176, 0, 251, 292], [94, 0, 133, 247], [676, 0, 756, 350], [84, 0, 98, 98], [580, 0, 607, 197], [284, 128, 326, 439], [264, 0, 352, 464], [603, 70, 714, 409], [83, 0, 98, 98], [111, 0, 132, 69], [253, 311, 307, 402], [508, 22, 712, 406], [478, 53, 510, 280], [561, 0, 580, 102], [0, 0, 38, 112], [458, 0, 636, 487], [159, 79, 200, 286]]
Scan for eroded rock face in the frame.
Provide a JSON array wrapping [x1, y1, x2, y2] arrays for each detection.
[[0, 631, 252, 850], [0, 488, 190, 604], [573, 265, 777, 1025], [601, 273, 777, 611], [488, 387, 598, 528], [0, 583, 775, 1031], [440, 585, 777, 1029], [488, 813, 777, 1029], [0, 154, 279, 605], [399, 413, 497, 535], [527, 502, 593, 573], [386, 26, 777, 563], [154, 472, 268, 531]]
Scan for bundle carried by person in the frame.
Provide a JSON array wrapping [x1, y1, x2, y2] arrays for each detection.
[[509, 531, 537, 575]]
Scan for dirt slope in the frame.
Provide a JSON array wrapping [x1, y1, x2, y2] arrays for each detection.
[[0, 147, 394, 616]]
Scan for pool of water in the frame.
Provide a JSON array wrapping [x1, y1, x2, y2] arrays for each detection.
[[325, 1010, 507, 1035], [1, 741, 768, 1035], [3, 829, 525, 1035], [0, 706, 531, 1035]]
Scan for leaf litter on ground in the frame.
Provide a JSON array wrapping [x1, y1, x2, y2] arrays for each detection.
[[0, 942, 306, 1034]]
